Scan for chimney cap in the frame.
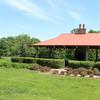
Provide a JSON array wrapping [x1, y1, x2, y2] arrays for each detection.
[[79, 24, 85, 29], [83, 24, 85, 28]]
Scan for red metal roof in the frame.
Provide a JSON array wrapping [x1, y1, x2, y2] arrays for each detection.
[[33, 33, 100, 47]]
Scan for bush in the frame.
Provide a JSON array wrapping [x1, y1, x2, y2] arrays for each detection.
[[92, 68, 100, 75], [93, 62, 100, 70], [11, 57, 24, 63], [68, 60, 95, 69], [23, 58, 37, 63], [0, 61, 39, 69], [11, 57, 37, 64], [11, 57, 65, 68], [37, 58, 64, 68]]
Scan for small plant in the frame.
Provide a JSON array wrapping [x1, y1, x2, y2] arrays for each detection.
[[93, 62, 100, 70]]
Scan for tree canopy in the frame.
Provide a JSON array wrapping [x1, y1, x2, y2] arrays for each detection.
[[88, 30, 100, 33], [0, 34, 40, 57]]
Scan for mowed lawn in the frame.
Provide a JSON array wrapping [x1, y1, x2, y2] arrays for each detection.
[[0, 68, 100, 100]]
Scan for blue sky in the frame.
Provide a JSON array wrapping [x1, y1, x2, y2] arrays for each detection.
[[0, 0, 100, 40]]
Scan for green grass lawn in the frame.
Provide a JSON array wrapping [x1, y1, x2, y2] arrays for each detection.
[[0, 68, 100, 100]]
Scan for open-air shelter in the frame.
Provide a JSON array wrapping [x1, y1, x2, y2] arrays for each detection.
[[30, 24, 100, 61]]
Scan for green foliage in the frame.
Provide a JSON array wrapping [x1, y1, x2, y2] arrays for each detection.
[[0, 34, 40, 57], [71, 28, 78, 33], [93, 62, 100, 70], [38, 47, 50, 58], [0, 49, 3, 58], [0, 61, 35, 69], [0, 62, 33, 68], [0, 37, 16, 56], [11, 57, 37, 64], [0, 57, 39, 69], [51, 48, 65, 59], [88, 49, 96, 61], [88, 30, 100, 33], [11, 57, 64, 68], [37, 58, 64, 68], [68, 60, 95, 69]]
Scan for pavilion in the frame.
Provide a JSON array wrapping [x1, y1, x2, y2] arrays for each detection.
[[30, 24, 100, 61]]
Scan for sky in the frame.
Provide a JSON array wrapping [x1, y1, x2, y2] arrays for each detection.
[[0, 0, 100, 40]]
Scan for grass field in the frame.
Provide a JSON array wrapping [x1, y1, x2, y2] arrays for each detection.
[[0, 68, 100, 100]]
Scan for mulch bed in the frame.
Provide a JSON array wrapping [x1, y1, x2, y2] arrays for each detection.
[[29, 66, 100, 78]]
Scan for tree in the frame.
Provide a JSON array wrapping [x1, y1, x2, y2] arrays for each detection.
[[71, 28, 78, 34], [11, 34, 40, 57], [88, 30, 100, 33], [0, 34, 40, 57]]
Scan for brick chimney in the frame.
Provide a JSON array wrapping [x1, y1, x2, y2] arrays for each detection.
[[76, 24, 86, 34]]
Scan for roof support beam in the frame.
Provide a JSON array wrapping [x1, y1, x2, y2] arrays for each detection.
[[49, 47, 52, 58]]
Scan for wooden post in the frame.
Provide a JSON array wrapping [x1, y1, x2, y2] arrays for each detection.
[[49, 47, 52, 58], [64, 47, 68, 67]]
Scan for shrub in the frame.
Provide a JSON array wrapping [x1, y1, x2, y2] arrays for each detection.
[[93, 62, 100, 70], [23, 58, 37, 63], [0, 61, 39, 69], [37, 58, 64, 68], [93, 68, 100, 76], [11, 57, 65, 68], [68, 60, 95, 69], [11, 57, 37, 64], [11, 57, 24, 63]]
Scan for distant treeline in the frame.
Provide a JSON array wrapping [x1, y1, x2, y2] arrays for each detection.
[[0, 34, 40, 57]]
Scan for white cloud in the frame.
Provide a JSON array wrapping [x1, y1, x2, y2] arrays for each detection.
[[5, 0, 51, 20], [69, 11, 84, 22], [47, 0, 59, 10]]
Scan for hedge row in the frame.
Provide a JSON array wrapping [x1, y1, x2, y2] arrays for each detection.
[[37, 58, 64, 68], [68, 60, 95, 69], [93, 62, 100, 70], [11, 57, 64, 68], [0, 60, 39, 69], [11, 57, 100, 70], [11, 57, 37, 64]]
